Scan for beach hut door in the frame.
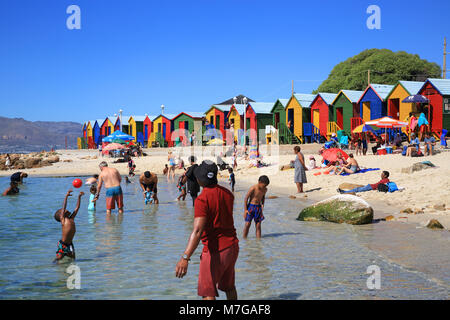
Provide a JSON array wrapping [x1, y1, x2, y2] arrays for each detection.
[[313, 109, 320, 129], [275, 113, 280, 129], [163, 123, 166, 139], [287, 109, 294, 131], [336, 108, 343, 129], [389, 99, 399, 120], [363, 102, 371, 122]]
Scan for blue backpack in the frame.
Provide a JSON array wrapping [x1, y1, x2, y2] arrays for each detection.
[[386, 182, 398, 193]]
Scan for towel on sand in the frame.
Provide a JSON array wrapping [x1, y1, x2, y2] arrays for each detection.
[[340, 168, 380, 176]]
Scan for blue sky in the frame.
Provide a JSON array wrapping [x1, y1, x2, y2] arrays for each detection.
[[1, 0, 449, 123]]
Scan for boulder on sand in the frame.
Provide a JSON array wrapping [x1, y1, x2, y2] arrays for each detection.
[[297, 194, 374, 225], [426, 219, 444, 230]]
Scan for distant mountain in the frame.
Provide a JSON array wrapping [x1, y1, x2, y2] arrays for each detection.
[[0, 116, 82, 152]]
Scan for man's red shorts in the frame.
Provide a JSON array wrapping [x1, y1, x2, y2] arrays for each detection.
[[105, 186, 124, 210], [198, 242, 239, 297]]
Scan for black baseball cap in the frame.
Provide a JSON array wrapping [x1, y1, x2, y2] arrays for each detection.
[[194, 160, 218, 186]]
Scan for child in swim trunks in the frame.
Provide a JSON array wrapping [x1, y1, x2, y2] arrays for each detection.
[[228, 168, 235, 192], [243, 175, 270, 239], [176, 170, 187, 201], [54, 189, 84, 262]]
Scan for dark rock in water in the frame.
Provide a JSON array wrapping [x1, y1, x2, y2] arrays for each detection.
[[297, 195, 373, 225], [401, 208, 413, 214], [426, 219, 444, 230]]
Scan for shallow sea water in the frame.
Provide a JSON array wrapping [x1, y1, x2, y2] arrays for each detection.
[[0, 176, 448, 299]]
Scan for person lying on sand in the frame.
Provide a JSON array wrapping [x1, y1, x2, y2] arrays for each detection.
[[337, 171, 390, 194]]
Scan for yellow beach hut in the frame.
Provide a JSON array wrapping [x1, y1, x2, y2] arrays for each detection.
[[285, 94, 316, 143], [386, 81, 424, 122]]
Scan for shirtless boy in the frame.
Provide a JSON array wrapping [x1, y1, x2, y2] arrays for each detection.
[[243, 175, 270, 239], [139, 171, 159, 204], [94, 161, 124, 214], [54, 189, 84, 262]]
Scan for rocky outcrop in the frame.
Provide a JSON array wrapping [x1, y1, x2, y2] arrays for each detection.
[[426, 219, 444, 230], [0, 152, 60, 170], [401, 161, 436, 174], [297, 195, 374, 225]]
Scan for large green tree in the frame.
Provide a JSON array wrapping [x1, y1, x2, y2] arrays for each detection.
[[314, 49, 442, 93]]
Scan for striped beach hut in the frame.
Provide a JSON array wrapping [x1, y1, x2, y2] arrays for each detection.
[[358, 84, 395, 123], [150, 114, 176, 147], [310, 93, 338, 138], [285, 94, 316, 143], [418, 78, 450, 136], [386, 81, 424, 122], [172, 112, 204, 146], [331, 90, 364, 134]]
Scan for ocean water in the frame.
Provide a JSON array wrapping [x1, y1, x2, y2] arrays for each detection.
[[0, 176, 448, 300]]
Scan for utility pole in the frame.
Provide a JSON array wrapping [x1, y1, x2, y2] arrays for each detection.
[[292, 80, 294, 96], [444, 37, 447, 79], [368, 70, 371, 85]]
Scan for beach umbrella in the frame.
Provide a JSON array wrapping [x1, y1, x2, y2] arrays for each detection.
[[103, 130, 135, 142], [321, 148, 349, 162], [352, 124, 377, 134], [207, 138, 224, 145], [365, 117, 408, 142], [402, 95, 429, 104], [103, 143, 125, 151]]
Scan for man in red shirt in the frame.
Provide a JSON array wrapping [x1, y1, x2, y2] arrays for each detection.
[[337, 171, 390, 194], [175, 160, 239, 300]]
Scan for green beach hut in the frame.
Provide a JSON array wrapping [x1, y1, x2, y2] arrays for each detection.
[[331, 90, 364, 134], [271, 98, 289, 143], [172, 112, 204, 146]]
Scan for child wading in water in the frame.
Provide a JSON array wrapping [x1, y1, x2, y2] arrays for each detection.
[[177, 170, 187, 201], [88, 185, 97, 211], [54, 189, 84, 262], [228, 168, 235, 192], [243, 175, 270, 239]]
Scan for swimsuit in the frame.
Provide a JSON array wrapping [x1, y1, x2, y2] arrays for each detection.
[[245, 203, 265, 223], [106, 186, 123, 210], [349, 165, 358, 173], [88, 193, 96, 211], [56, 240, 75, 259], [145, 191, 154, 204]]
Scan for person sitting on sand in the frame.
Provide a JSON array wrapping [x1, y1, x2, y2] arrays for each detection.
[[337, 171, 390, 194], [54, 189, 84, 262], [139, 171, 159, 204], [10, 172, 28, 184], [336, 153, 359, 175], [2, 181, 19, 196], [393, 133, 403, 148], [307, 156, 317, 170], [324, 152, 347, 175], [406, 133, 420, 157], [243, 175, 270, 239], [85, 174, 98, 185], [423, 132, 436, 156]]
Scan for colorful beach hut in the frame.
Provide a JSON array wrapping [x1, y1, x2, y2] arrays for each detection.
[[418, 78, 450, 136], [101, 117, 115, 138], [358, 84, 395, 123], [128, 116, 147, 144], [82, 122, 87, 140], [386, 81, 424, 122], [172, 112, 204, 146], [227, 104, 245, 143], [204, 105, 228, 139], [309, 93, 338, 138], [331, 90, 364, 134], [113, 116, 131, 134], [245, 102, 274, 143], [143, 115, 154, 144], [86, 120, 95, 148], [285, 94, 316, 143], [149, 114, 176, 147]]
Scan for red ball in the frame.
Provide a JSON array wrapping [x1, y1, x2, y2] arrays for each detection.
[[72, 179, 82, 188]]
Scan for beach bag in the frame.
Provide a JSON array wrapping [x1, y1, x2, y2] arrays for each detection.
[[386, 182, 398, 193], [377, 184, 389, 193]]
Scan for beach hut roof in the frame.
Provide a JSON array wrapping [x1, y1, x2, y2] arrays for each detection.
[[152, 114, 177, 121], [215, 95, 255, 105], [248, 102, 274, 114], [231, 104, 246, 115], [423, 78, 450, 95], [130, 115, 147, 122], [334, 90, 365, 104], [292, 93, 316, 108], [397, 81, 425, 95], [88, 120, 96, 127], [315, 93, 338, 106], [278, 98, 290, 107], [370, 84, 395, 100], [205, 104, 233, 115], [173, 112, 204, 120]]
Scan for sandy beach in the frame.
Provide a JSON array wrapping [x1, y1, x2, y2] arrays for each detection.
[[2, 145, 449, 230]]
